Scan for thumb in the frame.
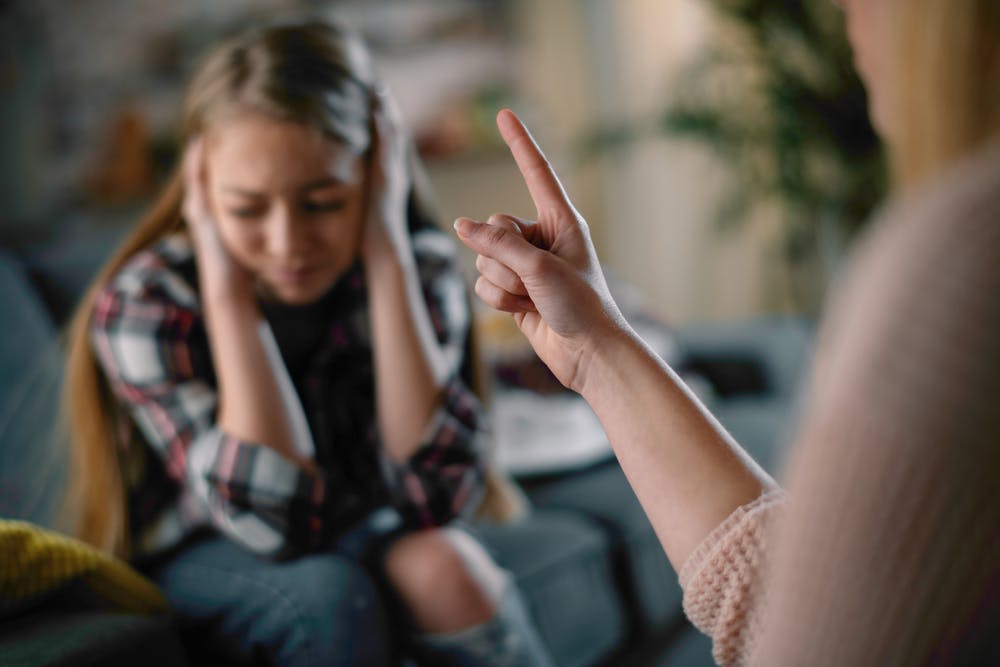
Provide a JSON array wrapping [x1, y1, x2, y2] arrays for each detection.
[[454, 217, 545, 278]]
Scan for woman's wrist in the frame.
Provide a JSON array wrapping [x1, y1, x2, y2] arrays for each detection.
[[576, 319, 644, 402]]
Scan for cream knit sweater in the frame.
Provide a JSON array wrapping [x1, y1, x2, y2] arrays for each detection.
[[679, 142, 1000, 666]]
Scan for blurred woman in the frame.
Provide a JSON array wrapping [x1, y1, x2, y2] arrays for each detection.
[[456, 0, 1000, 664], [65, 21, 551, 667]]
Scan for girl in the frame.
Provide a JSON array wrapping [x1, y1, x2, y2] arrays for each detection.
[[65, 21, 551, 667], [456, 0, 1000, 664]]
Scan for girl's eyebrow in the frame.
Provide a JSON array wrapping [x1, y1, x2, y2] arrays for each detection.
[[301, 178, 349, 192], [220, 186, 264, 197], [220, 178, 349, 197]]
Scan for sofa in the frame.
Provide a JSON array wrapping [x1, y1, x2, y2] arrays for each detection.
[[0, 222, 813, 666]]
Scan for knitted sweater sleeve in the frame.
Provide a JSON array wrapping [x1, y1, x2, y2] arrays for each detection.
[[679, 489, 786, 666]]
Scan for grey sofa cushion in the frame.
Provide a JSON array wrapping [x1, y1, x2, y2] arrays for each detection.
[[675, 317, 813, 400], [524, 462, 682, 630], [475, 510, 626, 667], [0, 610, 188, 667], [651, 620, 715, 667], [23, 224, 127, 326], [0, 250, 55, 386], [712, 399, 794, 470], [0, 251, 66, 527]]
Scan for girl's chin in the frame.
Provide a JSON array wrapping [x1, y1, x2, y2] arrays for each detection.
[[257, 277, 336, 306]]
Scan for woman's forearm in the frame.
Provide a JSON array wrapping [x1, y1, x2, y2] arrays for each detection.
[[366, 242, 443, 463], [454, 109, 776, 572], [203, 292, 311, 469], [581, 325, 777, 571]]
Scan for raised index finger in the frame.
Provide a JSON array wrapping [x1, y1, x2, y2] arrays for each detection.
[[497, 109, 574, 218]]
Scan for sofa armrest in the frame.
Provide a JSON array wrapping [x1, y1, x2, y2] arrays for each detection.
[[0, 611, 189, 667], [674, 317, 816, 472], [675, 317, 815, 400]]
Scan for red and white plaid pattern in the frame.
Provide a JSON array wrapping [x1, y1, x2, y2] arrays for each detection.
[[91, 226, 486, 558]]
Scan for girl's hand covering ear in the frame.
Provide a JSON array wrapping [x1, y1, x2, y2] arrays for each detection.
[[363, 88, 412, 262], [182, 139, 253, 302], [454, 109, 627, 394]]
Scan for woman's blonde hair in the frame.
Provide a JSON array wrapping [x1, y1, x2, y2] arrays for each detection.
[[64, 22, 383, 557], [889, 0, 1000, 188]]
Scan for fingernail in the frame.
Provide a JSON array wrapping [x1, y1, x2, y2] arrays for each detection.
[[454, 218, 479, 235]]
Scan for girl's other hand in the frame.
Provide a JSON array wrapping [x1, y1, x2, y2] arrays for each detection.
[[362, 89, 411, 264], [454, 109, 629, 394], [182, 139, 254, 304]]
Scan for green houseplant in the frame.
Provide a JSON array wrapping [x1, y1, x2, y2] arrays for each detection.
[[582, 0, 887, 313]]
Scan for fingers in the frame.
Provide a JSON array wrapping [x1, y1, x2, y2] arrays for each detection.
[[476, 214, 530, 295], [371, 87, 408, 170], [182, 138, 211, 225], [474, 275, 536, 314], [365, 91, 411, 253], [366, 113, 389, 198], [181, 139, 229, 267], [456, 213, 535, 312], [373, 85, 405, 130], [476, 255, 527, 296], [454, 216, 545, 279], [496, 109, 574, 218], [490, 212, 537, 240]]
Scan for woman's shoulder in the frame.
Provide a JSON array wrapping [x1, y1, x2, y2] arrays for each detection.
[[817, 141, 1000, 396], [880, 140, 1000, 264], [100, 233, 199, 311], [838, 140, 1000, 317]]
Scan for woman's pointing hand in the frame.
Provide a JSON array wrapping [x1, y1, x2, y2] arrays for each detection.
[[454, 109, 628, 394]]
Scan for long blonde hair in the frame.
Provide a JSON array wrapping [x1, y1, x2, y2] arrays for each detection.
[[64, 22, 382, 557], [888, 0, 1000, 188]]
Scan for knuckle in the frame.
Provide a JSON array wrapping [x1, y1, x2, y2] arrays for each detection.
[[482, 224, 508, 247], [496, 292, 515, 311], [474, 276, 492, 300], [475, 276, 513, 312], [524, 251, 548, 276], [487, 213, 519, 233], [501, 269, 524, 294], [497, 290, 525, 313], [498, 269, 517, 292]]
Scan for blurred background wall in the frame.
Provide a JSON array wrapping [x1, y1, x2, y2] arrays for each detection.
[[0, 0, 881, 325]]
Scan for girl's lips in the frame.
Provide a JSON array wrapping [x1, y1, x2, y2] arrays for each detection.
[[269, 266, 315, 285]]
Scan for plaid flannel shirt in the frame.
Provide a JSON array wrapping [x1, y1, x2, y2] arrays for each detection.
[[91, 223, 486, 559]]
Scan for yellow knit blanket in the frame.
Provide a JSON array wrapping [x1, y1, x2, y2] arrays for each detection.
[[0, 520, 167, 615]]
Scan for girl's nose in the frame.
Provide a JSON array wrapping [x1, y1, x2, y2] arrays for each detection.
[[267, 208, 308, 258]]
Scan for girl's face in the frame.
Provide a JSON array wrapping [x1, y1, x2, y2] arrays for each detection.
[[836, 0, 894, 133], [205, 113, 367, 305]]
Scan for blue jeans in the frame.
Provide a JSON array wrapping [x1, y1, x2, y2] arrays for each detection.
[[145, 533, 391, 667], [144, 521, 553, 667]]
